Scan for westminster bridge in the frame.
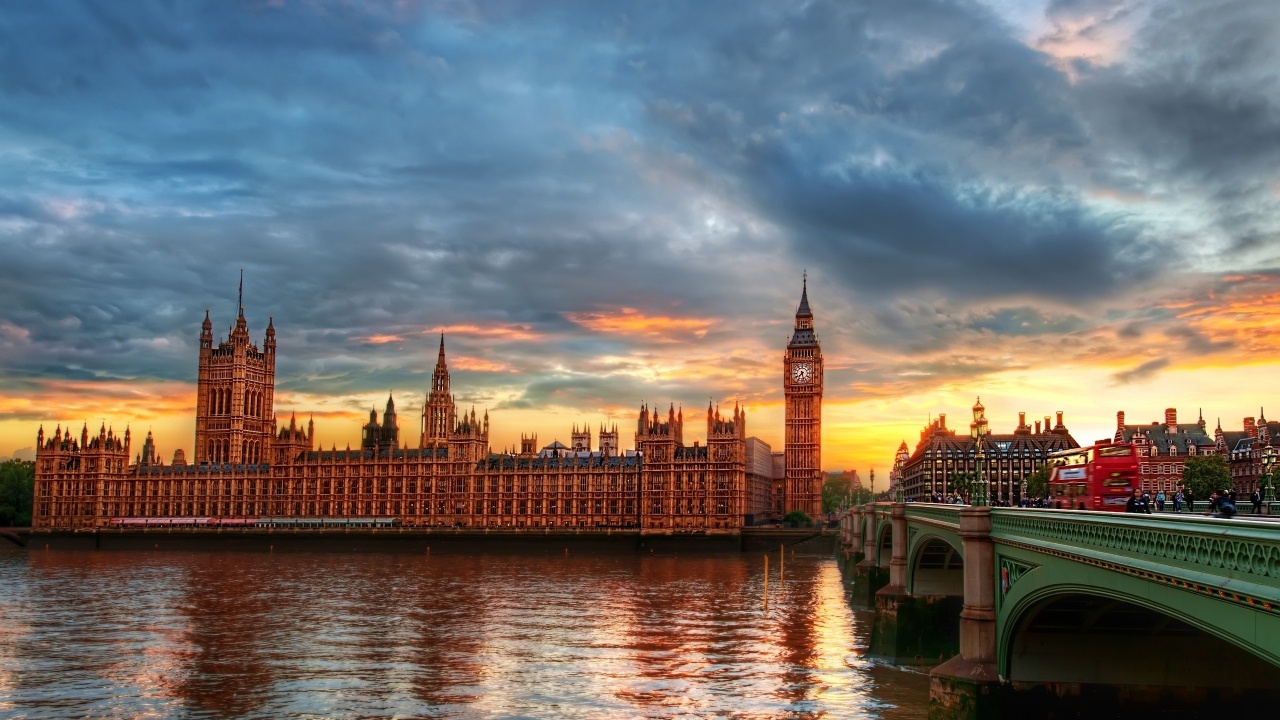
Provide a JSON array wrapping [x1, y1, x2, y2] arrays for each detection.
[[839, 503, 1280, 718]]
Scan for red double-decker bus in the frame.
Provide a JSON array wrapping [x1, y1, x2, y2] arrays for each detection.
[[1047, 442, 1138, 511]]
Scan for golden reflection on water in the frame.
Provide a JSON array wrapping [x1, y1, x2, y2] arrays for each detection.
[[0, 547, 929, 719]]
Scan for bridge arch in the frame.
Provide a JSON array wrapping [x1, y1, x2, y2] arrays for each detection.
[[1000, 580, 1280, 689], [907, 533, 964, 596], [876, 519, 893, 569]]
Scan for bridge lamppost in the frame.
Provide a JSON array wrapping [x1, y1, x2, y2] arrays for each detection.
[[1262, 445, 1276, 512], [970, 398, 989, 507]]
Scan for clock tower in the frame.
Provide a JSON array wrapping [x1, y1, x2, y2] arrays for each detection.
[[784, 274, 823, 520]]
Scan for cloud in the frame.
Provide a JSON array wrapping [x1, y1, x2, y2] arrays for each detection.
[[564, 308, 716, 341], [1, 1, 1279, 471], [1112, 357, 1171, 384]]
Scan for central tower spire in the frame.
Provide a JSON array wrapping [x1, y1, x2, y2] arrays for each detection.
[[423, 333, 456, 445]]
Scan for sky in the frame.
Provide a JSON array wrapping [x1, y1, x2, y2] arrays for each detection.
[[2, 0, 1279, 475]]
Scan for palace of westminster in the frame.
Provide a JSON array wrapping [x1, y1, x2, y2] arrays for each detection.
[[31, 281, 827, 530]]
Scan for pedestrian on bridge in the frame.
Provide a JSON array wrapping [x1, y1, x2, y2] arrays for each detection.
[[1173, 490, 1183, 513], [1252, 489, 1262, 514], [1156, 490, 1166, 512], [1125, 488, 1150, 514], [1211, 491, 1238, 519]]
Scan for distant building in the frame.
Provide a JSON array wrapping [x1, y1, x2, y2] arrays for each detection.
[[888, 441, 909, 499], [1114, 409, 1216, 494], [827, 468, 862, 490], [745, 437, 780, 524], [771, 451, 786, 515], [1216, 411, 1279, 495], [823, 468, 862, 512], [898, 400, 1078, 504]]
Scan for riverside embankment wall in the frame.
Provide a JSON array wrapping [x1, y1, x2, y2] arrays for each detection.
[[10, 527, 837, 555]]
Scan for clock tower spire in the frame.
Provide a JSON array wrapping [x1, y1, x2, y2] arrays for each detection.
[[783, 272, 823, 520]]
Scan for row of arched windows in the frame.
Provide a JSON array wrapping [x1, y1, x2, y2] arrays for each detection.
[[206, 438, 265, 464], [208, 387, 268, 417]]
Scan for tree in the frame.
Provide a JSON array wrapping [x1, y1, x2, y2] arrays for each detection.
[[1024, 464, 1050, 500], [947, 471, 977, 500], [821, 475, 852, 513], [1181, 455, 1231, 501], [0, 459, 35, 527], [850, 487, 874, 506], [783, 510, 811, 527]]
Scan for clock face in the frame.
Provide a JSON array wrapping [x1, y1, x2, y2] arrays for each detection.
[[791, 362, 813, 383]]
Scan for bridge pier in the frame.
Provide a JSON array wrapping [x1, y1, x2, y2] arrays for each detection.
[[869, 503, 962, 664], [849, 503, 887, 606], [929, 506, 1002, 720]]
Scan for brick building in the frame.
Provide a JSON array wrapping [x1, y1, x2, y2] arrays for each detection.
[[1216, 411, 1279, 495], [1113, 409, 1216, 494]]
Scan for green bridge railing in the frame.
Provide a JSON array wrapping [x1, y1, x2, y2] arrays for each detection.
[[903, 504, 963, 529], [989, 509, 1280, 613]]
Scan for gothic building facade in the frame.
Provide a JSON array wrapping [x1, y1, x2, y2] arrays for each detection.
[[32, 281, 824, 531]]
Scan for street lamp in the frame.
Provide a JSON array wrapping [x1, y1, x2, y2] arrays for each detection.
[[970, 397, 989, 507], [1262, 445, 1276, 510]]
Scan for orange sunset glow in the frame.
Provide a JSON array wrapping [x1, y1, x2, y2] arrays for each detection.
[[7, 275, 1280, 478]]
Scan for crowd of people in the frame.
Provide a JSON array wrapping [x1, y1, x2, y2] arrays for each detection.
[[905, 485, 1262, 519], [1123, 486, 1257, 518]]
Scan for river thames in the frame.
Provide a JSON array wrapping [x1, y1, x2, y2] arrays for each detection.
[[0, 547, 929, 718]]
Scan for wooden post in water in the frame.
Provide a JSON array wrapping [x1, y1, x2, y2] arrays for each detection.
[[763, 554, 769, 610]]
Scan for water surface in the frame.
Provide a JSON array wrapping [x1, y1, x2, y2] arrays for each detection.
[[0, 548, 928, 718]]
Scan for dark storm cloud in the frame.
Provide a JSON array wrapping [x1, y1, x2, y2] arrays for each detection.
[[0, 0, 1275, 414], [858, 302, 1087, 355], [1068, 1, 1280, 254], [626, 0, 1162, 303]]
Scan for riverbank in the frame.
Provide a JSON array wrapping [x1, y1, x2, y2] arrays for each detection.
[[10, 526, 838, 555]]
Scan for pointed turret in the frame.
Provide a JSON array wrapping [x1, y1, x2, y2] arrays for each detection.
[[788, 272, 818, 347], [264, 315, 276, 356], [797, 271, 812, 316]]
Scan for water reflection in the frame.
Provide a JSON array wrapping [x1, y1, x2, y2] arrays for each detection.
[[0, 547, 929, 718]]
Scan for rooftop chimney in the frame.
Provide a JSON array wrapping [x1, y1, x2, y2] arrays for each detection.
[[1165, 408, 1177, 433], [1245, 417, 1257, 438]]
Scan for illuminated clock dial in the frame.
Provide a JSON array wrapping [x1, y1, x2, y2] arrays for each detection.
[[791, 362, 813, 383]]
